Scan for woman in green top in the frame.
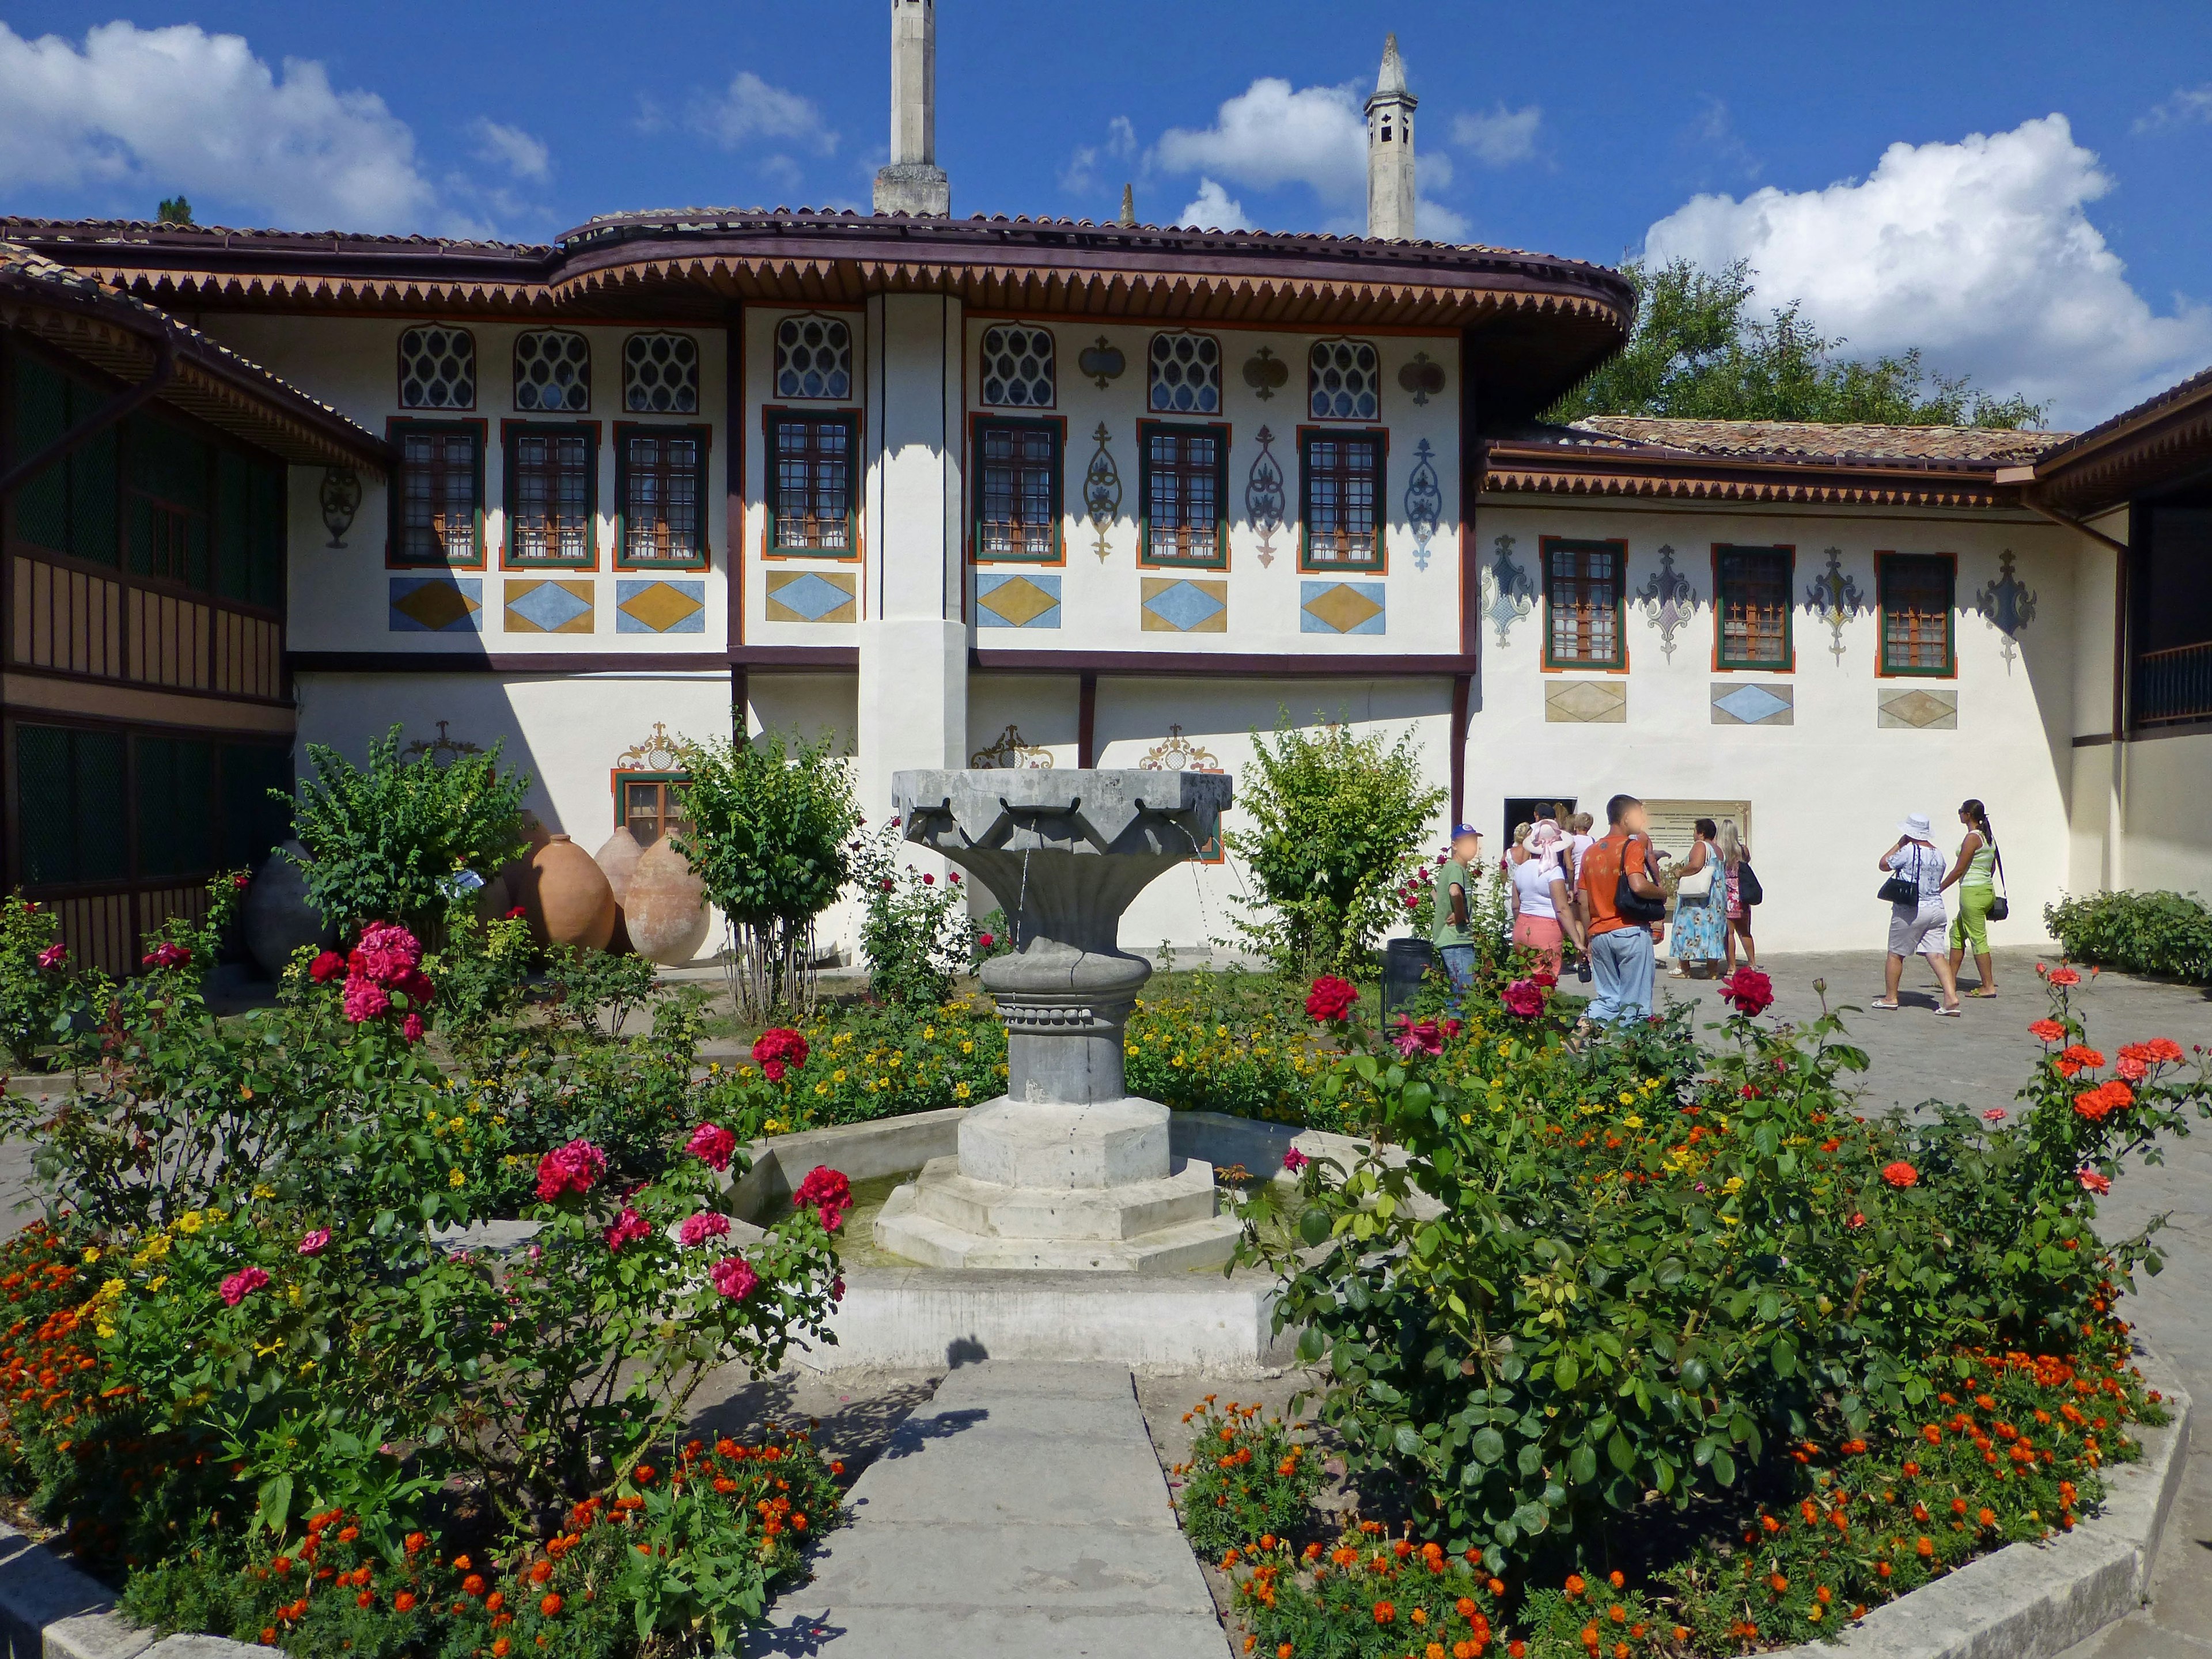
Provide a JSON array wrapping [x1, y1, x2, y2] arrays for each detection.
[[1942, 798, 2001, 997]]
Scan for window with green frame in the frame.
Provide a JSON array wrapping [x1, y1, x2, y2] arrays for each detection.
[[6, 350, 120, 567], [505, 422, 599, 567], [618, 773, 692, 849], [616, 423, 710, 567], [971, 417, 1062, 562], [13, 724, 128, 888], [764, 411, 856, 558], [1137, 421, 1229, 569], [1714, 545, 1793, 670], [1541, 537, 1626, 669], [1298, 427, 1385, 570], [389, 419, 484, 566], [1878, 553, 1956, 676]]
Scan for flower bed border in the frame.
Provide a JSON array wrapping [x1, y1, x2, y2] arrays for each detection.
[[0, 1519, 261, 1658]]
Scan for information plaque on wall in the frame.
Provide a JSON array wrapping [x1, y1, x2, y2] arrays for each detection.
[[1641, 800, 1752, 869]]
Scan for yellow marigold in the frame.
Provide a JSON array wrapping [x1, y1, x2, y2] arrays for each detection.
[[449, 1168, 465, 1188], [833, 1069, 848, 1084], [176, 1211, 204, 1234]]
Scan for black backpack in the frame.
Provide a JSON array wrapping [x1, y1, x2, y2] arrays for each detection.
[[1613, 834, 1668, 925]]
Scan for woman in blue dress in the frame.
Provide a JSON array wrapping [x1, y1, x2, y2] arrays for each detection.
[[1667, 817, 1727, 978]]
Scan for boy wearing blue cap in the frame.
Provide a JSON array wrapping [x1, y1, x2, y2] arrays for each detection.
[[1431, 823, 1484, 1009]]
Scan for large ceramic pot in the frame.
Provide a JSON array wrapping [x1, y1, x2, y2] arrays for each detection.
[[518, 834, 617, 952], [624, 836, 711, 965], [594, 827, 644, 908], [241, 840, 336, 978]]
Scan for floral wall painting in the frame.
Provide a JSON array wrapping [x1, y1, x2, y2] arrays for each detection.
[[1077, 336, 1125, 390], [1396, 351, 1446, 406], [1403, 439, 1442, 572], [319, 467, 362, 548], [1082, 423, 1122, 562], [1975, 550, 2039, 671], [969, 724, 1054, 769], [1805, 547, 1868, 665], [1635, 544, 1698, 662], [1482, 533, 1535, 647], [1246, 426, 1287, 567], [1241, 346, 1289, 402]]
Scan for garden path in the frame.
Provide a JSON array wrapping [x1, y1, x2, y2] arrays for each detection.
[[740, 1359, 1225, 1657]]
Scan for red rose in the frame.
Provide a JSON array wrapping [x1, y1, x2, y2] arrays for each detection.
[[1501, 979, 1544, 1019], [1718, 967, 1774, 1017], [1304, 976, 1358, 1023], [1881, 1161, 1918, 1190], [309, 950, 346, 984], [793, 1165, 853, 1232], [2028, 1018, 2065, 1043]]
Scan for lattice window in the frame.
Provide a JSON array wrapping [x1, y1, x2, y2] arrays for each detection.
[[505, 425, 597, 566], [619, 775, 693, 850], [774, 315, 854, 400], [974, 419, 1061, 560], [1543, 538, 1624, 669], [1139, 422, 1227, 567], [1300, 431, 1384, 568], [1717, 546, 1793, 669], [980, 325, 1055, 408], [14, 724, 128, 888], [1308, 339, 1380, 421], [392, 422, 483, 566], [767, 413, 857, 555], [124, 414, 211, 588], [398, 327, 476, 409], [1147, 332, 1221, 414], [514, 330, 590, 412], [623, 334, 700, 414], [214, 451, 285, 607], [617, 426, 707, 566], [1880, 554, 1955, 675]]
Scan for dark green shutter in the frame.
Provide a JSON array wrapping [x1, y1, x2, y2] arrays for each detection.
[[10, 355, 69, 553], [77, 732, 127, 883], [250, 462, 286, 608], [14, 726, 128, 887], [216, 451, 252, 600]]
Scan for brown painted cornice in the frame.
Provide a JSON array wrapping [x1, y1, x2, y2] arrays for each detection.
[[1478, 437, 2017, 511]]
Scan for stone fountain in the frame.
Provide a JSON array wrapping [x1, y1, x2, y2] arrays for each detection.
[[873, 768, 1244, 1272]]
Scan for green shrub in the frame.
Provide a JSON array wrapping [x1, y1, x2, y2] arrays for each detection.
[[849, 818, 975, 1009], [1171, 1397, 1324, 1557], [0, 896, 106, 1070], [2045, 888, 2212, 982]]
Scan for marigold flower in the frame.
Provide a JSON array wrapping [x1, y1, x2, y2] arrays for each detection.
[[393, 1592, 416, 1613], [1565, 1574, 1586, 1597], [1373, 1600, 1396, 1624], [1915, 1537, 1934, 1557], [539, 1593, 562, 1618], [1881, 1160, 1919, 1189]]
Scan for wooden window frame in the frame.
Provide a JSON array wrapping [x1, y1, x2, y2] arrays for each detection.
[[968, 414, 1066, 565], [1296, 425, 1388, 573], [1711, 543, 1795, 672], [612, 770, 693, 850], [1540, 535, 1628, 672], [613, 422, 713, 571], [1136, 419, 1232, 571], [501, 419, 600, 570], [386, 418, 487, 570], [1876, 551, 1957, 678], [760, 407, 859, 562]]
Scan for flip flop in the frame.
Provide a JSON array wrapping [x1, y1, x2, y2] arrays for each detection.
[[1871, 999, 1902, 1010], [1936, 1005, 1963, 1017]]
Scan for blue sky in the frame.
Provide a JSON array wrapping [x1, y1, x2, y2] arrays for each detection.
[[2, 0, 2209, 425]]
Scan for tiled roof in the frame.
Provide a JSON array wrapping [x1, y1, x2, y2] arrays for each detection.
[[1566, 416, 2070, 467], [0, 215, 549, 257]]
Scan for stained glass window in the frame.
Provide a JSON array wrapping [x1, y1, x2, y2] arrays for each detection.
[[767, 414, 857, 556], [1543, 539, 1625, 669], [398, 327, 476, 409], [1139, 423, 1228, 567], [1300, 432, 1383, 567], [974, 419, 1060, 561], [1308, 339, 1380, 421], [981, 326, 1055, 407], [1148, 332, 1221, 414], [514, 330, 590, 412], [1880, 554, 1955, 675], [1717, 546, 1793, 669], [618, 426, 708, 566], [623, 334, 699, 414], [505, 425, 597, 566], [774, 316, 854, 400]]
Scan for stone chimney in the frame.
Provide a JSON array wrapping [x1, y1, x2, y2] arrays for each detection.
[[874, 0, 951, 216], [1365, 33, 1417, 240]]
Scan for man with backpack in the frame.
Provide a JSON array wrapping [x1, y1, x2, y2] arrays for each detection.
[[1577, 793, 1668, 1024]]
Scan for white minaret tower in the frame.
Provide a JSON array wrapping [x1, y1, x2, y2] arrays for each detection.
[[1365, 33, 1418, 240], [874, 0, 951, 215]]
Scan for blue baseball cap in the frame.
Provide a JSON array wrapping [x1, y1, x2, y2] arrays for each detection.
[[1451, 823, 1480, 839]]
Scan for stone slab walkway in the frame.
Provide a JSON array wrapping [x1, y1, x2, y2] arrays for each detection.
[[743, 1361, 1226, 1658]]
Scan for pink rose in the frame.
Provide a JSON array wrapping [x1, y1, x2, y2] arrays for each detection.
[[35, 944, 66, 972], [680, 1211, 732, 1248], [535, 1138, 608, 1203], [219, 1266, 271, 1306], [340, 978, 392, 1022], [711, 1256, 760, 1301], [603, 1206, 652, 1252], [2077, 1168, 2112, 1195], [297, 1229, 331, 1256], [1501, 979, 1544, 1019], [349, 922, 423, 987], [1282, 1147, 1309, 1173], [401, 1013, 426, 1044], [1392, 1017, 1445, 1059], [686, 1122, 738, 1172], [1982, 1108, 2007, 1123]]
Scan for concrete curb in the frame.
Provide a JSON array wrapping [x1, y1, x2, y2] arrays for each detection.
[[0, 1520, 261, 1658], [1765, 1344, 2192, 1659]]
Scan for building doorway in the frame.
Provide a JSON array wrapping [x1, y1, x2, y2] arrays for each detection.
[[1503, 796, 1576, 844]]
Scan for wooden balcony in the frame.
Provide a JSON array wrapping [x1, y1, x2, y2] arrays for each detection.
[[2134, 640, 2212, 727]]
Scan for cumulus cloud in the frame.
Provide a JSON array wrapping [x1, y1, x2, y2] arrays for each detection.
[[469, 119, 549, 182], [0, 20, 435, 230], [1179, 178, 1248, 230], [2135, 84, 2212, 133], [1453, 104, 1541, 167], [689, 70, 836, 155], [1643, 114, 2212, 425], [1156, 78, 1366, 207], [1061, 115, 1137, 198]]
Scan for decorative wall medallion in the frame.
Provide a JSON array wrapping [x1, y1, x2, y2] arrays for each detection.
[[1710, 683, 1794, 726], [1077, 336, 1126, 390], [1403, 438, 1442, 571], [980, 325, 1056, 408], [1545, 681, 1627, 724], [1635, 545, 1698, 662], [1482, 534, 1535, 647], [389, 577, 482, 633], [514, 329, 591, 412], [760, 571, 853, 626], [615, 722, 691, 772], [1246, 426, 1286, 567], [504, 578, 594, 634], [1974, 550, 2038, 670], [398, 326, 475, 409], [1397, 352, 1446, 406], [1140, 577, 1228, 633], [623, 334, 700, 414], [1138, 724, 1222, 772], [969, 725, 1054, 769], [1878, 687, 1959, 730], [618, 579, 707, 634], [1308, 339, 1380, 420], [976, 573, 1062, 628], [319, 467, 362, 548], [1082, 423, 1122, 562], [1301, 580, 1386, 635], [1242, 346, 1289, 402], [1806, 548, 1867, 665], [403, 720, 483, 762]]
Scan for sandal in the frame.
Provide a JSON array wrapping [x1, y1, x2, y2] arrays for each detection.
[[1936, 1004, 1963, 1017], [1871, 999, 1902, 1010], [1968, 987, 1998, 998]]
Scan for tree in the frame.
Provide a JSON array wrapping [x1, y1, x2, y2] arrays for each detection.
[[156, 196, 193, 226], [1547, 258, 2048, 430]]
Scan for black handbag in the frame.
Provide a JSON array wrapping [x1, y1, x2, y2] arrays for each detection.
[[1987, 841, 2010, 922], [1735, 861, 1763, 908], [1877, 844, 1923, 906], [1615, 835, 1668, 925]]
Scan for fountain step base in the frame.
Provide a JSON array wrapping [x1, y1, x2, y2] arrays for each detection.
[[874, 1168, 1241, 1274], [903, 1154, 1219, 1241]]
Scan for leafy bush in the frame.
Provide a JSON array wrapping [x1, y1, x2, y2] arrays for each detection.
[[708, 999, 1008, 1133], [1171, 1397, 1324, 1557], [2045, 888, 2212, 982], [849, 818, 976, 1008], [1125, 971, 1375, 1131], [0, 896, 106, 1070]]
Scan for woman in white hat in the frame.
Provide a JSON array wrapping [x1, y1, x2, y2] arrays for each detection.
[[1874, 813, 1962, 1014]]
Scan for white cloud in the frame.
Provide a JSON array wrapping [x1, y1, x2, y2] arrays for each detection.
[[1453, 104, 1541, 167], [1643, 114, 2212, 425], [1417, 198, 1473, 244], [0, 20, 435, 231], [1155, 78, 1368, 208], [469, 118, 548, 182], [1684, 95, 1760, 181], [1179, 178, 1247, 231], [2135, 84, 2212, 133], [689, 70, 835, 155], [1060, 115, 1137, 198]]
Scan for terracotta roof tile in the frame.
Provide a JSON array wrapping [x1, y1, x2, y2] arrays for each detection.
[[1566, 415, 2070, 467]]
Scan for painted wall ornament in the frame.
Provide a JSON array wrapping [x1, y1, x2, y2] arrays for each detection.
[[1138, 724, 1224, 773], [1082, 423, 1123, 562], [1077, 336, 1126, 390], [969, 725, 1054, 770], [1635, 544, 1698, 662], [1482, 533, 1535, 647], [1241, 346, 1289, 402], [1805, 548, 1869, 665], [1245, 426, 1287, 567], [1403, 438, 1442, 571], [1974, 550, 2039, 671], [319, 467, 362, 548], [613, 721, 692, 773], [402, 720, 483, 763], [1396, 351, 1446, 406]]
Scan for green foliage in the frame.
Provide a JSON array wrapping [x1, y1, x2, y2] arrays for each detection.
[[1171, 1398, 1323, 1557], [418, 912, 539, 1045], [1125, 971, 1370, 1131], [544, 942, 666, 1040], [707, 998, 1007, 1133], [1549, 257, 2050, 429], [849, 819, 974, 1009], [1227, 715, 1446, 979], [0, 896, 107, 1070], [156, 195, 193, 225], [281, 726, 530, 937], [2044, 888, 2212, 983]]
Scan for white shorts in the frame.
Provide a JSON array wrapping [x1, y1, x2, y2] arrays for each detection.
[[1888, 901, 1948, 958]]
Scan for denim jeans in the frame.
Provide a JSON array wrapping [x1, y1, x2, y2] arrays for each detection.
[[1438, 944, 1476, 1012], [1588, 927, 1655, 1024]]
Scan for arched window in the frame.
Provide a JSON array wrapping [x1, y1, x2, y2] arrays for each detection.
[[980, 325, 1055, 407], [1147, 332, 1221, 414], [514, 330, 590, 412], [623, 334, 700, 414], [1308, 339, 1380, 421], [398, 326, 476, 409], [774, 315, 854, 401]]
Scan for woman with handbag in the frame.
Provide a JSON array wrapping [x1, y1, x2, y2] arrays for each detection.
[[1667, 819, 1726, 979], [1944, 798, 2005, 997], [1874, 813, 1963, 1016], [1719, 822, 1759, 972]]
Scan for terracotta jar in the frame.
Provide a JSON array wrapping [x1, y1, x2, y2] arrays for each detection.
[[472, 869, 512, 925], [624, 836, 711, 965], [241, 840, 336, 978], [520, 834, 617, 952], [594, 827, 644, 909]]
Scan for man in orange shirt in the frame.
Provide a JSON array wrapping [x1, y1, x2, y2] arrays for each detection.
[[1577, 793, 1667, 1024]]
